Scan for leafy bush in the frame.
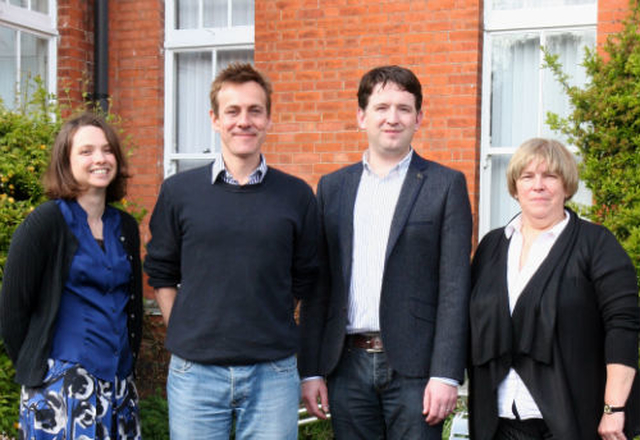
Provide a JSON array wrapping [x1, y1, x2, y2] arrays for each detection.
[[0, 86, 62, 278], [0, 84, 62, 437], [139, 388, 169, 440], [544, 0, 640, 279]]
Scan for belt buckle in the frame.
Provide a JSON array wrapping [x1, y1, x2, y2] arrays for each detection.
[[365, 336, 384, 353]]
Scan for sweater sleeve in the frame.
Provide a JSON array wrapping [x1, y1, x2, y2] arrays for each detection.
[[291, 186, 319, 301], [144, 181, 183, 288], [590, 226, 640, 367], [0, 207, 51, 363]]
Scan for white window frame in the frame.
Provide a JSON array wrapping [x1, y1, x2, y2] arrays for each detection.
[[163, 0, 254, 177], [0, 0, 57, 102], [478, 1, 597, 238]]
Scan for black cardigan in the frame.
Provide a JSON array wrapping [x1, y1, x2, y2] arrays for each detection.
[[469, 209, 640, 440], [0, 200, 143, 387]]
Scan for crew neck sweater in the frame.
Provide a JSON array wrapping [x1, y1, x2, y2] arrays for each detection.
[[144, 164, 318, 365]]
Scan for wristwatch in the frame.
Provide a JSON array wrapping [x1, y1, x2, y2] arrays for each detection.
[[603, 404, 625, 414]]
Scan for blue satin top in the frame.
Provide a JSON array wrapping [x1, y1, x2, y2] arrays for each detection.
[[50, 199, 133, 380]]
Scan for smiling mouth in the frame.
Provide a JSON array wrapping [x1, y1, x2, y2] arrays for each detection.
[[91, 169, 110, 175]]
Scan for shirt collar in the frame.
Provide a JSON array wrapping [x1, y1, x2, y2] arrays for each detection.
[[210, 153, 268, 185], [362, 148, 413, 177], [505, 209, 570, 239]]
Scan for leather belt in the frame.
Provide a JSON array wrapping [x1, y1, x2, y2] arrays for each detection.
[[347, 333, 384, 353]]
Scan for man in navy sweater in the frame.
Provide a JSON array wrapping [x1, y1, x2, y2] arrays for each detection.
[[144, 63, 318, 439]]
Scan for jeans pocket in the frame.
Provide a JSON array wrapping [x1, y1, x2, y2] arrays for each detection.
[[169, 354, 193, 374], [269, 355, 297, 373]]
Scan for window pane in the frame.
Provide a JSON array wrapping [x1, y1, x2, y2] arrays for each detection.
[[492, 0, 595, 10], [216, 49, 253, 70], [541, 30, 595, 139], [491, 33, 540, 148], [31, 0, 48, 13], [177, 0, 198, 29], [203, 0, 227, 28], [20, 32, 48, 97], [232, 0, 254, 26], [177, 159, 210, 173], [490, 155, 521, 229], [176, 52, 212, 154], [9, 0, 27, 7], [0, 26, 17, 107]]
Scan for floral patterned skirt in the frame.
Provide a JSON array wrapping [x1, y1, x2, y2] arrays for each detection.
[[19, 359, 141, 440]]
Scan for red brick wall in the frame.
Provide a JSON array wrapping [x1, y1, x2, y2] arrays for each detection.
[[255, 0, 484, 223], [107, 0, 165, 250], [57, 0, 93, 110], [598, 0, 632, 54]]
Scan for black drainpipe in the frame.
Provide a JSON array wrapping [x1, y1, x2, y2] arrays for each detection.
[[94, 0, 109, 113]]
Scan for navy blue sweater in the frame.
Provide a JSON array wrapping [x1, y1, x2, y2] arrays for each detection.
[[144, 164, 318, 365]]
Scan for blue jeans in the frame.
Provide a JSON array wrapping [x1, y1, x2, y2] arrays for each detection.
[[327, 347, 442, 440], [167, 354, 300, 440]]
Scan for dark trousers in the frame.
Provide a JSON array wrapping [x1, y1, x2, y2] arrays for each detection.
[[495, 418, 553, 440], [326, 346, 442, 440]]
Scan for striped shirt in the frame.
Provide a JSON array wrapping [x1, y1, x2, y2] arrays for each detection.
[[346, 149, 412, 334], [498, 211, 569, 419], [211, 153, 268, 186]]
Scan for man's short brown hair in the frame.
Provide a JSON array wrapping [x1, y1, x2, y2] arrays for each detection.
[[357, 65, 423, 112], [209, 63, 273, 117]]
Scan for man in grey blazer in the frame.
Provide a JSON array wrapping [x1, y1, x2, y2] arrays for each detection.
[[299, 65, 472, 439]]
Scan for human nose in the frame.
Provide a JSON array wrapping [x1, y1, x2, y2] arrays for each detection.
[[532, 174, 544, 190], [386, 108, 400, 124], [237, 110, 251, 127], [93, 149, 107, 163]]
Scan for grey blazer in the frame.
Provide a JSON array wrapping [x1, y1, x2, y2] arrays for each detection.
[[299, 152, 472, 381]]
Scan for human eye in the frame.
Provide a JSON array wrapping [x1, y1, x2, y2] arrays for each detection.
[[519, 172, 533, 180]]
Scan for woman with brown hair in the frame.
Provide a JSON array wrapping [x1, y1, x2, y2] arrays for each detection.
[[0, 112, 143, 438]]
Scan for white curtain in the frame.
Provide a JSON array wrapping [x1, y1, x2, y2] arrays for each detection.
[[232, 0, 254, 26], [491, 33, 540, 148], [20, 32, 48, 96], [176, 51, 212, 155], [178, 0, 254, 29], [204, 0, 227, 28], [177, 0, 198, 29], [0, 26, 16, 107], [488, 30, 595, 230], [541, 30, 595, 139]]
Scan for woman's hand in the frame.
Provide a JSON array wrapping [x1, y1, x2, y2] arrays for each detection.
[[598, 412, 625, 440]]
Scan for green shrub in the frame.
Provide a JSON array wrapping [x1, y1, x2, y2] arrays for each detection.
[[0, 83, 61, 437], [544, 0, 640, 280], [139, 388, 169, 440]]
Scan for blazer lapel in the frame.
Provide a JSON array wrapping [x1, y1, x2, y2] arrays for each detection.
[[339, 165, 362, 287], [385, 155, 428, 261]]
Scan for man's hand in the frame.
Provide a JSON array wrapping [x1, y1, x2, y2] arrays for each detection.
[[422, 379, 457, 426], [301, 378, 330, 420]]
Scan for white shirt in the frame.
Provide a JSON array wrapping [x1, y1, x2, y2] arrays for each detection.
[[346, 149, 412, 334], [497, 211, 570, 419]]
